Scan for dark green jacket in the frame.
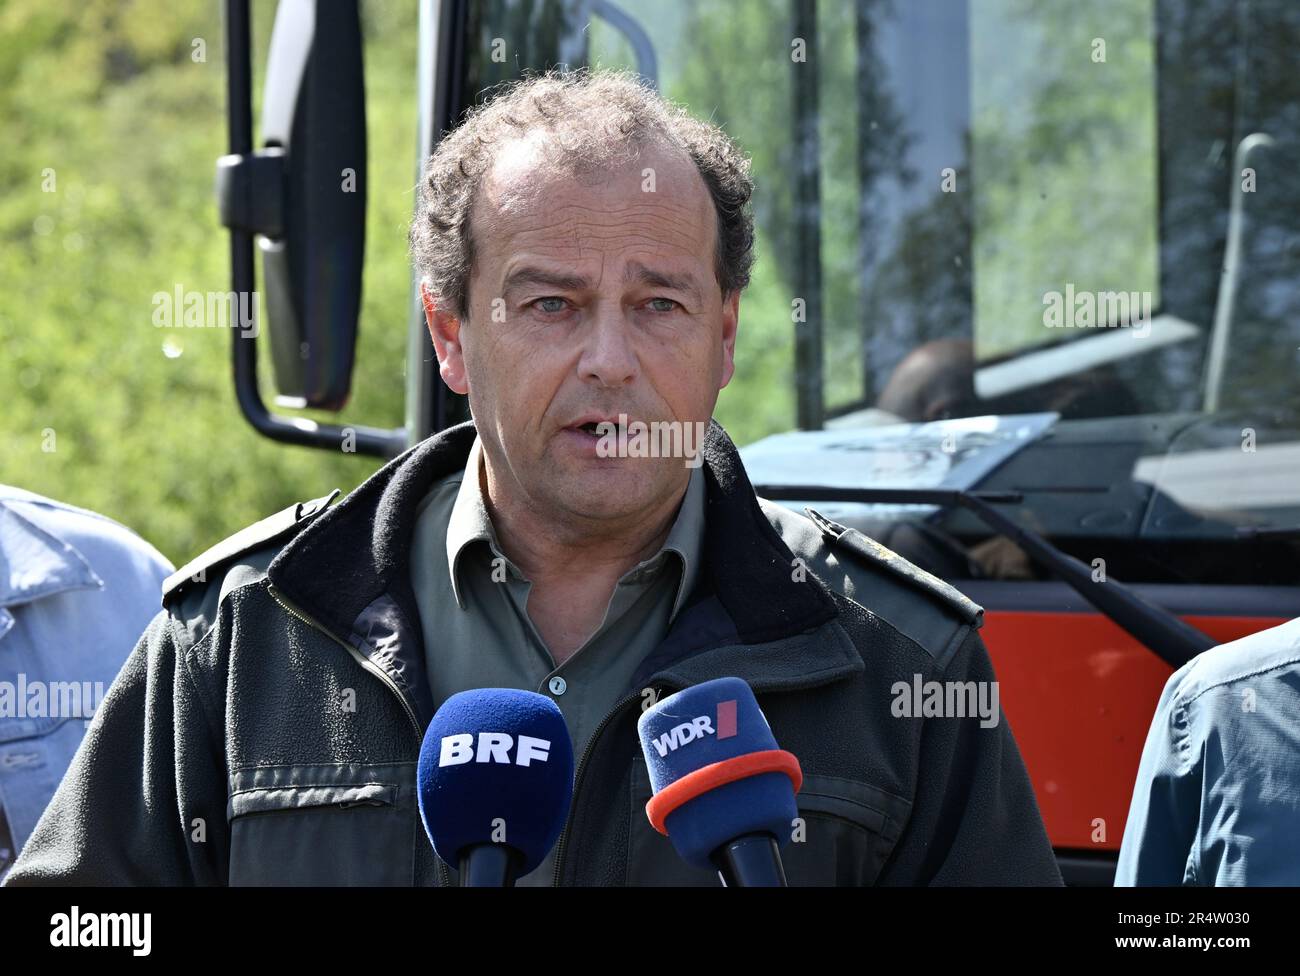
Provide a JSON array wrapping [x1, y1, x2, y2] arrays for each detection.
[[5, 419, 1062, 886]]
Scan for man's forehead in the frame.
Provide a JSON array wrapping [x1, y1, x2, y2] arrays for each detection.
[[472, 134, 716, 268], [483, 128, 701, 199], [480, 129, 554, 212]]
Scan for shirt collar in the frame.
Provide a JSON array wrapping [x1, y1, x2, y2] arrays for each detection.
[[445, 436, 520, 609], [0, 497, 103, 611], [653, 461, 705, 619], [445, 436, 706, 619]]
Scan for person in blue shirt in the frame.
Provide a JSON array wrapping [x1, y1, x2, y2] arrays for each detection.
[[1116, 615, 1300, 885], [0, 485, 172, 880]]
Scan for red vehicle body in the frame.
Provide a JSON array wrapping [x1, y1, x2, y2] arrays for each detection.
[[989, 610, 1279, 851]]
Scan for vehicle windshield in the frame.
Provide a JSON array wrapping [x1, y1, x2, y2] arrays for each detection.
[[466, 0, 1300, 586]]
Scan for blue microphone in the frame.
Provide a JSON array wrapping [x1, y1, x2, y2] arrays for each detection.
[[417, 689, 575, 886], [637, 676, 802, 886]]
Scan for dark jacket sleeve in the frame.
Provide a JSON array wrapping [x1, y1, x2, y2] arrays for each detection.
[[2, 609, 228, 885], [880, 626, 1063, 886]]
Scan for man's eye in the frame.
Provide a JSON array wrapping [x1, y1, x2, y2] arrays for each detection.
[[531, 297, 568, 314], [646, 298, 679, 313]]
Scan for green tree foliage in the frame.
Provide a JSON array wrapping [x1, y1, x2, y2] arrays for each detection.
[[0, 0, 417, 563]]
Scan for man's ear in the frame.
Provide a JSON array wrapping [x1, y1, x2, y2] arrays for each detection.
[[719, 288, 740, 389], [422, 282, 469, 395]]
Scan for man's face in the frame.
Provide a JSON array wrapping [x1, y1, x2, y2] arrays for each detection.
[[426, 135, 739, 528]]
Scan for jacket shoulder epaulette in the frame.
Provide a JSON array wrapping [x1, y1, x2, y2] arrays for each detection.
[[804, 506, 984, 629], [162, 490, 340, 607]]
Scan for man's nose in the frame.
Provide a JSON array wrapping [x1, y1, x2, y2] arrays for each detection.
[[577, 303, 639, 388]]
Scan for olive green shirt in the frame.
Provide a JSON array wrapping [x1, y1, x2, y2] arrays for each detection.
[[409, 435, 705, 884]]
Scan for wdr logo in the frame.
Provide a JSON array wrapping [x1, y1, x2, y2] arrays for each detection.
[[650, 699, 737, 757]]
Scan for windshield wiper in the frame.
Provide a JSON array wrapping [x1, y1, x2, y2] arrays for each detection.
[[757, 485, 1216, 668]]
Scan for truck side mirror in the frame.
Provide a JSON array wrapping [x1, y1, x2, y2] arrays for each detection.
[[218, 0, 403, 455], [218, 0, 366, 411]]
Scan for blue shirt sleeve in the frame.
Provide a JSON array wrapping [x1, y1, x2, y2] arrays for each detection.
[[1114, 661, 1202, 885], [1116, 618, 1300, 886]]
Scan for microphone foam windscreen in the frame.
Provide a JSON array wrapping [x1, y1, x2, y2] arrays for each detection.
[[417, 689, 574, 876], [637, 677, 799, 869]]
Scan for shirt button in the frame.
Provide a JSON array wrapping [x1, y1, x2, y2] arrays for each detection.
[[548, 676, 567, 696]]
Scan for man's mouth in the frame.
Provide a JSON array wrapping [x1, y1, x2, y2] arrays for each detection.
[[566, 415, 627, 437]]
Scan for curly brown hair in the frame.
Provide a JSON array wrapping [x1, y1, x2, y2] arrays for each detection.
[[409, 68, 755, 320]]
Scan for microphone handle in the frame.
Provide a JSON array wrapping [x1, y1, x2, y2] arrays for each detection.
[[711, 832, 789, 887], [458, 844, 523, 887]]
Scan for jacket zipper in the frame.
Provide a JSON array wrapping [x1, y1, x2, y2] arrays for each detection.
[[267, 582, 423, 738], [552, 684, 676, 886], [266, 582, 452, 888]]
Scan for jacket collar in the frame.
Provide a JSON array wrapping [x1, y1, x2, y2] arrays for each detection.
[[267, 418, 847, 726]]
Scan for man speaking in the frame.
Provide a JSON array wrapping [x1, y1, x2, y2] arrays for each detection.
[[5, 70, 1060, 886]]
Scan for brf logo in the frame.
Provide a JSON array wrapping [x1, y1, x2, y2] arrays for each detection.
[[438, 732, 551, 767]]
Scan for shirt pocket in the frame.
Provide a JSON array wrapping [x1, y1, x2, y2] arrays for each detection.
[[626, 756, 909, 886], [226, 762, 417, 886]]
